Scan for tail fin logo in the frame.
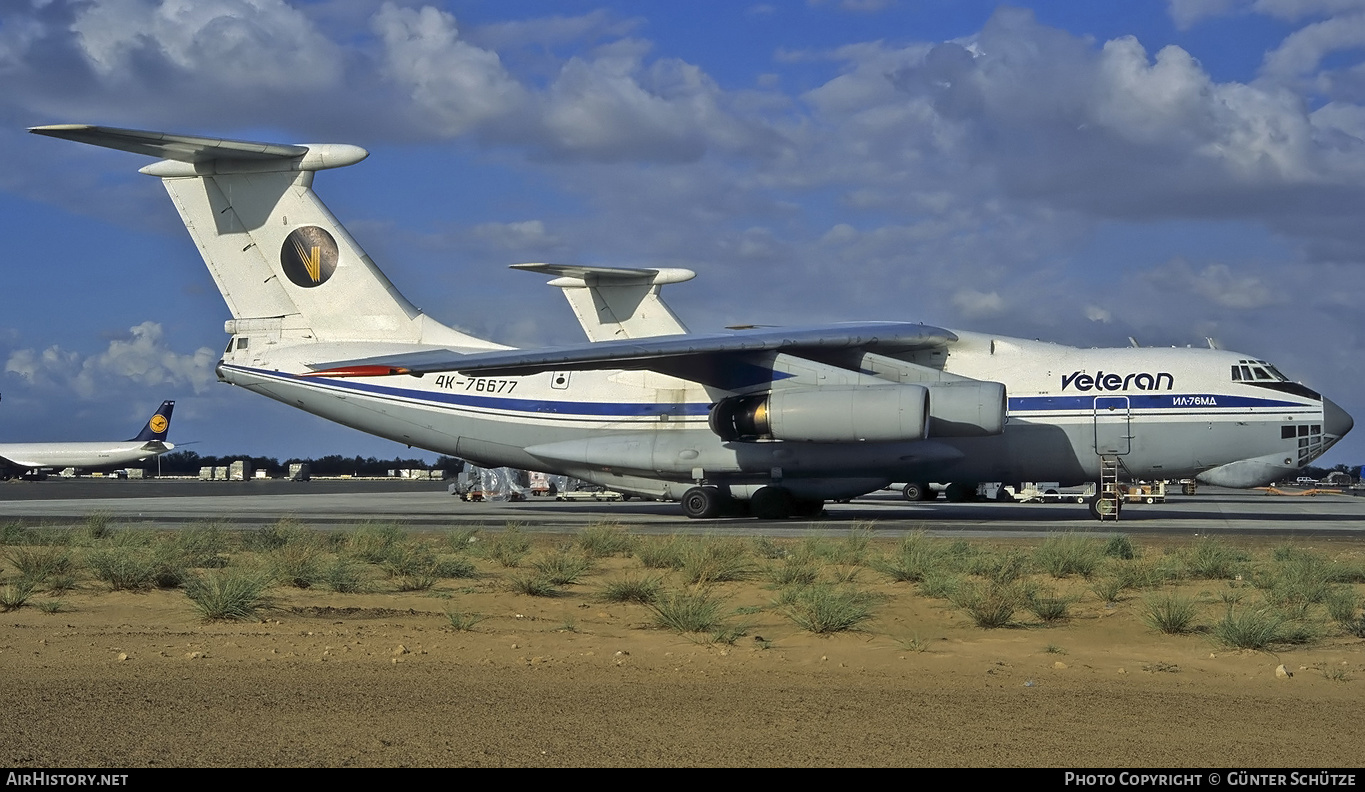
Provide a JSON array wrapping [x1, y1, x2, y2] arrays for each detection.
[[150, 415, 168, 434], [280, 226, 338, 288]]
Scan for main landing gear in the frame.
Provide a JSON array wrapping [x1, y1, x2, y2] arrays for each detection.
[[680, 485, 824, 520]]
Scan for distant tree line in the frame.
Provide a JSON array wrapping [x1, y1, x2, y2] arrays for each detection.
[[1298, 463, 1362, 481], [155, 450, 465, 477]]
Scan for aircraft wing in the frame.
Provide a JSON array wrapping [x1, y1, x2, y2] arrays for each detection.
[[304, 321, 957, 379]]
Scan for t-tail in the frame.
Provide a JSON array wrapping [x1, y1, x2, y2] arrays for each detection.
[[29, 124, 497, 351], [129, 400, 175, 443]]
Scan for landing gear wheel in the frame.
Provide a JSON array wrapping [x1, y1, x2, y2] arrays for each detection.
[[1088, 495, 1122, 520], [681, 486, 726, 519], [750, 486, 793, 519], [790, 498, 825, 518], [901, 482, 931, 502], [945, 482, 978, 502]]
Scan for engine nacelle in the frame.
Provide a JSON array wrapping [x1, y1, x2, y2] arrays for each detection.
[[709, 385, 929, 443], [923, 380, 1007, 437]]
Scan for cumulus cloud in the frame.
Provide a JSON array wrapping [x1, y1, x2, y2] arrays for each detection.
[[69, 0, 343, 89], [951, 289, 1004, 318], [1147, 260, 1279, 310], [372, 3, 527, 137], [5, 322, 217, 400]]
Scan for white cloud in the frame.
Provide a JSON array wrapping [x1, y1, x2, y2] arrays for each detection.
[[372, 3, 528, 136], [1261, 11, 1365, 79], [1146, 260, 1278, 310], [469, 220, 562, 252], [70, 0, 343, 89], [951, 289, 1004, 318], [5, 322, 217, 399]]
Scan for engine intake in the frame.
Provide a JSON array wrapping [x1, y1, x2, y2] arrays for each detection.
[[710, 385, 929, 442]]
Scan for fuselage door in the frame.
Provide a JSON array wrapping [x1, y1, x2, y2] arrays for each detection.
[[1094, 396, 1131, 455]]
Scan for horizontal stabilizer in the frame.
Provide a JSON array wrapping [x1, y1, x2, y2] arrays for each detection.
[[29, 124, 367, 175], [31, 124, 307, 162], [511, 263, 696, 286], [304, 321, 957, 378]]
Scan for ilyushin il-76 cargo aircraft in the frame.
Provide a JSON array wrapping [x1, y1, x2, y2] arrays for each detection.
[[30, 125, 1353, 520]]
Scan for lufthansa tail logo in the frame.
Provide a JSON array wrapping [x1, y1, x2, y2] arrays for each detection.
[[280, 226, 338, 288], [150, 415, 169, 434]]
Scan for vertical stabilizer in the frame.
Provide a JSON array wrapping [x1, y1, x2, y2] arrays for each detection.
[[130, 400, 175, 442], [511, 263, 693, 341]]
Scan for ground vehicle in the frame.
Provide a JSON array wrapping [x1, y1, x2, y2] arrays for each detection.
[[1120, 481, 1166, 504], [1015, 482, 1096, 504], [555, 485, 623, 502]]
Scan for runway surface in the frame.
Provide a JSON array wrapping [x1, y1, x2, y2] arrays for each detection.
[[2, 478, 1364, 537]]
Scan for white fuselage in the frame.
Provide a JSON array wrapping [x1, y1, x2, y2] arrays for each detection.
[[0, 441, 173, 473], [218, 328, 1341, 500]]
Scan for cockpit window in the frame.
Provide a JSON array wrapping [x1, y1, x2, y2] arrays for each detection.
[[1234, 360, 1288, 383]]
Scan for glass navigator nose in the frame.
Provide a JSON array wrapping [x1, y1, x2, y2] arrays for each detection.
[[1323, 396, 1354, 439]]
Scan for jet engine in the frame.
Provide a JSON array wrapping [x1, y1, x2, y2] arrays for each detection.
[[709, 385, 930, 442], [709, 380, 1007, 443], [923, 380, 1007, 437]]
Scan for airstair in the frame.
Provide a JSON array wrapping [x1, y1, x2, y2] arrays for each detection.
[[1097, 455, 1122, 520]]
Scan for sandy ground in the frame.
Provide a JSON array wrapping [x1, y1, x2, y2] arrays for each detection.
[[3, 532, 1363, 768]]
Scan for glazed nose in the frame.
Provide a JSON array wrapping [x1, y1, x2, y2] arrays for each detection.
[[1323, 396, 1354, 439]]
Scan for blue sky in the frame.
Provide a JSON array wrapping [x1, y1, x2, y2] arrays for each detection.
[[2, 0, 1364, 469]]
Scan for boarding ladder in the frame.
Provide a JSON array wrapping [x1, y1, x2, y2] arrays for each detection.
[[1097, 455, 1122, 520]]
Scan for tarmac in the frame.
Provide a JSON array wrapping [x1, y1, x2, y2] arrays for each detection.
[[2, 477, 1364, 537]]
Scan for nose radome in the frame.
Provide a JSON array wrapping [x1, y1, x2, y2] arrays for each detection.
[[1324, 396, 1354, 439]]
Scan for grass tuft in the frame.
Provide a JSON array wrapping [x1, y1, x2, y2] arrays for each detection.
[[485, 526, 532, 568], [1141, 593, 1199, 634], [872, 532, 950, 583], [1183, 537, 1248, 580], [85, 546, 159, 591], [183, 569, 270, 621], [1034, 533, 1103, 579], [576, 523, 636, 558], [1211, 606, 1316, 650], [321, 557, 368, 593], [783, 584, 879, 634], [346, 522, 406, 563], [6, 545, 76, 586], [531, 551, 594, 586], [445, 528, 481, 553], [1027, 591, 1072, 623], [508, 574, 561, 597], [445, 610, 487, 631], [599, 575, 662, 605], [950, 581, 1025, 628], [1103, 534, 1137, 560], [679, 536, 754, 585], [0, 581, 35, 611], [648, 587, 727, 633]]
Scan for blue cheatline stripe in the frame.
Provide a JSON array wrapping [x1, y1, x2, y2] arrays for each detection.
[[227, 365, 713, 418], [1008, 394, 1308, 412]]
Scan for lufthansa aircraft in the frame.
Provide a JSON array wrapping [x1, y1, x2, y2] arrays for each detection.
[[29, 125, 1353, 519], [0, 400, 176, 478]]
